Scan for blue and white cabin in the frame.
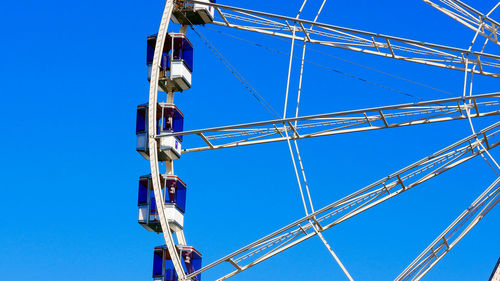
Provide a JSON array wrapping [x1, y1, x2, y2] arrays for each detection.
[[138, 174, 187, 233], [153, 245, 203, 281], [172, 0, 216, 25], [136, 103, 184, 161], [147, 33, 194, 92]]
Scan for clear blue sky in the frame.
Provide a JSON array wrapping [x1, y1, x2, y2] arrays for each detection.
[[1, 1, 499, 280]]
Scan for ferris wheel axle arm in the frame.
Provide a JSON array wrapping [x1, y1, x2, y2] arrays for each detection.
[[185, 121, 500, 280]]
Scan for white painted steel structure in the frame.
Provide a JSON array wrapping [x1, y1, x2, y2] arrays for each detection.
[[490, 258, 500, 281], [148, 1, 187, 278], [143, 1, 500, 280], [159, 93, 500, 153], [423, 0, 500, 46]]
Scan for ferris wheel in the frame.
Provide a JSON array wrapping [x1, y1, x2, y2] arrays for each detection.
[[136, 0, 500, 280]]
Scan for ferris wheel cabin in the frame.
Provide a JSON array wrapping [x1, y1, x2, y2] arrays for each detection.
[[138, 174, 187, 233], [153, 245, 203, 281], [172, 0, 216, 25], [147, 33, 193, 92], [136, 103, 184, 161]]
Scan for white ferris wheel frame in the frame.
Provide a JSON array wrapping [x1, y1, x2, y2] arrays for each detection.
[[145, 0, 500, 280]]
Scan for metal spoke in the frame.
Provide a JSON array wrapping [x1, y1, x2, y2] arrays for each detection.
[[283, 2, 355, 279], [187, 0, 500, 77], [156, 93, 500, 153]]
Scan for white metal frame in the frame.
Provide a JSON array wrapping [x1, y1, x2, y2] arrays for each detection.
[[185, 121, 500, 280], [189, 0, 500, 77], [158, 93, 500, 153], [423, 0, 500, 46], [143, 1, 500, 280]]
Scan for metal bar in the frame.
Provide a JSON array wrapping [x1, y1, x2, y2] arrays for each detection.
[[272, 124, 284, 137], [456, 101, 464, 116], [397, 175, 406, 190], [484, 132, 491, 150], [299, 22, 311, 41], [198, 133, 215, 148], [477, 56, 484, 73], [315, 230, 355, 281], [287, 4, 355, 279], [287, 121, 300, 138], [379, 110, 389, 127], [364, 112, 373, 126], [216, 7, 230, 26], [473, 98, 480, 116], [442, 237, 450, 250], [386, 39, 396, 58], [227, 258, 242, 271], [372, 36, 380, 52]]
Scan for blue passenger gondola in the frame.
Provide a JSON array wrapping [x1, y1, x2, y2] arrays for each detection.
[[172, 0, 216, 25], [138, 174, 187, 233], [153, 245, 203, 281], [147, 33, 193, 92], [136, 103, 184, 161]]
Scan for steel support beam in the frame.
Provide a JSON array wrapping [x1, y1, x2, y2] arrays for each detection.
[[156, 93, 500, 153], [186, 0, 500, 77]]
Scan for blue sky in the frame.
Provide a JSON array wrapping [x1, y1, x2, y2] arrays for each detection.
[[1, 0, 499, 280]]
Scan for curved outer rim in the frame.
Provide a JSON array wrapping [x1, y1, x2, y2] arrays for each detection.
[[148, 0, 187, 279]]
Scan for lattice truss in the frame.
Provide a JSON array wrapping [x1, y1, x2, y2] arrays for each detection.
[[150, 0, 500, 280], [160, 94, 500, 153], [201, 0, 500, 77]]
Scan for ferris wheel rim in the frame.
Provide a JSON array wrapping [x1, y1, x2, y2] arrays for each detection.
[[147, 0, 187, 279]]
